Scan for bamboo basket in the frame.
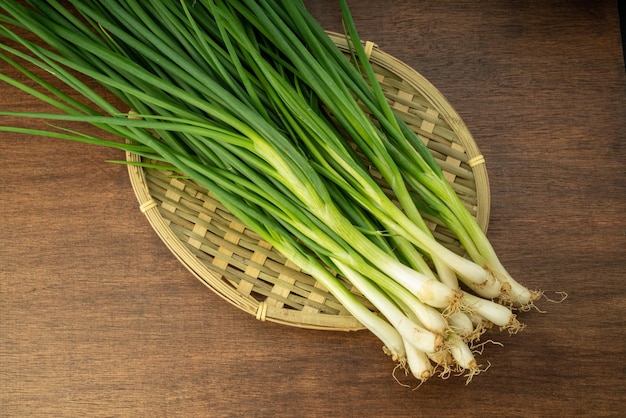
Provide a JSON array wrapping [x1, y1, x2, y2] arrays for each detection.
[[125, 33, 490, 331]]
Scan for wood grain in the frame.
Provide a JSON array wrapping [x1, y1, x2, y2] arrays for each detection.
[[1, 1, 625, 416]]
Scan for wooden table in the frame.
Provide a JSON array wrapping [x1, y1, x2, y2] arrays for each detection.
[[2, 1, 625, 416]]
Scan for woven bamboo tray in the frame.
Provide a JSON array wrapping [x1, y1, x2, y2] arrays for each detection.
[[125, 32, 490, 331]]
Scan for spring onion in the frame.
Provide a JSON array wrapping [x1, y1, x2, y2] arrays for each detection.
[[0, 0, 541, 384]]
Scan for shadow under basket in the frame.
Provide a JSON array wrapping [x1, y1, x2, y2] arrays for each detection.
[[125, 33, 490, 331]]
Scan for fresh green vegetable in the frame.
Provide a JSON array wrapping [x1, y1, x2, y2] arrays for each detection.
[[0, 0, 541, 384]]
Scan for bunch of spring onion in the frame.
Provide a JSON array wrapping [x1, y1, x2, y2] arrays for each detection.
[[0, 0, 541, 384]]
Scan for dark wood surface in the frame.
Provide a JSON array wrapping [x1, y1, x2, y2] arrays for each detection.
[[2, 1, 625, 416]]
